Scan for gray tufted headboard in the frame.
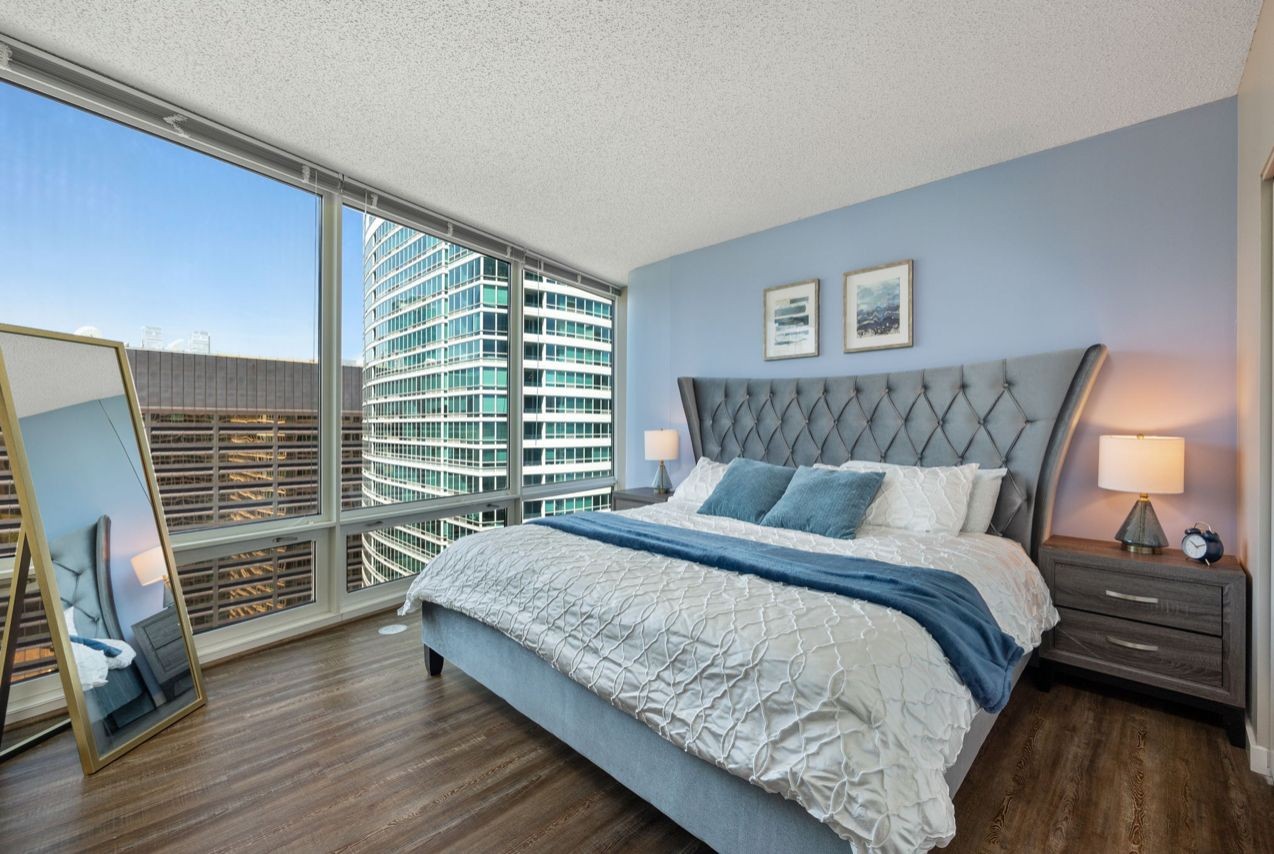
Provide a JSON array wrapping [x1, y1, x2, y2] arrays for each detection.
[[678, 345, 1107, 561]]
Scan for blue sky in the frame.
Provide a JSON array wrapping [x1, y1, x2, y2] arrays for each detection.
[[0, 81, 367, 362]]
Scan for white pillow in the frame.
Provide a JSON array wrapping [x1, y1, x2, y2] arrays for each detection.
[[668, 457, 729, 509], [64, 607, 110, 690], [962, 467, 1008, 534], [835, 460, 979, 535], [69, 639, 110, 690]]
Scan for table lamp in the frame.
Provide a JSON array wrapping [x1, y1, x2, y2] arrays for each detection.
[[644, 429, 679, 493], [1098, 434, 1184, 553]]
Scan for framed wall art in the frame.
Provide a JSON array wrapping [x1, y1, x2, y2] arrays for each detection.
[[844, 260, 913, 353], [763, 278, 819, 360]]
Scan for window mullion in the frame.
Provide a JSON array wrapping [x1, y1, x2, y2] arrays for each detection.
[[509, 260, 526, 525], [318, 190, 344, 613]]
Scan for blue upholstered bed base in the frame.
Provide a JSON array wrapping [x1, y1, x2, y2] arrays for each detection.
[[421, 603, 1027, 853]]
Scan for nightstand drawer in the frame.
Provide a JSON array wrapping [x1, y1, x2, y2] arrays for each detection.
[[141, 610, 186, 647], [1052, 562, 1222, 635], [1053, 607, 1223, 688]]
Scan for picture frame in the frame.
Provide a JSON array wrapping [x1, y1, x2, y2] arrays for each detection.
[[763, 278, 820, 361], [843, 260, 913, 353]]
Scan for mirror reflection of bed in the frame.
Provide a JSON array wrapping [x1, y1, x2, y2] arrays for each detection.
[[50, 515, 193, 751], [0, 330, 200, 763]]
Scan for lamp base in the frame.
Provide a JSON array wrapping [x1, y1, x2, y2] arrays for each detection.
[[651, 461, 672, 494], [1114, 495, 1168, 554]]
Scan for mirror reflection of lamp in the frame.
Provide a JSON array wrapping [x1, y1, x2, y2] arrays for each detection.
[[131, 546, 173, 607]]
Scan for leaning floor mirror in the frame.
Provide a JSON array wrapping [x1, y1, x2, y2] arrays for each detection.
[[0, 324, 204, 773]]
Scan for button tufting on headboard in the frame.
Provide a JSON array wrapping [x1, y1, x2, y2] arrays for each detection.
[[678, 345, 1107, 561]]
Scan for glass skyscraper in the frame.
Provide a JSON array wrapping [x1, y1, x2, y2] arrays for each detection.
[[357, 216, 612, 587]]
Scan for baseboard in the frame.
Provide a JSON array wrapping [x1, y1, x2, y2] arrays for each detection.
[[1248, 723, 1273, 782], [2, 674, 67, 728]]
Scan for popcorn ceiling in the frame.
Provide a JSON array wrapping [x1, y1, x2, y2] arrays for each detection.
[[0, 1, 1259, 282]]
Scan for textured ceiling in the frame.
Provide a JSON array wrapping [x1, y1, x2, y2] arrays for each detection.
[[0, 2, 1261, 283], [0, 333, 125, 418]]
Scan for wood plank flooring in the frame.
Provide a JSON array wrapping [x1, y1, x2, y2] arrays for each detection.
[[1, 613, 1270, 853]]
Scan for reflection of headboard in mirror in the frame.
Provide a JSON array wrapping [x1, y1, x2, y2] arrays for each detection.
[[50, 515, 122, 641], [48, 515, 149, 727], [678, 345, 1107, 561]]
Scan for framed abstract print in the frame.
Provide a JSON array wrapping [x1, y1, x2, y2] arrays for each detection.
[[763, 278, 819, 361], [843, 260, 913, 353]]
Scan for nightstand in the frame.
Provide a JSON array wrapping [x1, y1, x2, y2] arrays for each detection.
[[131, 607, 193, 702], [1038, 536, 1248, 746], [612, 487, 672, 511]]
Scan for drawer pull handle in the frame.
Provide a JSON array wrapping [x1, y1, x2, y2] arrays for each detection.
[[1104, 589, 1159, 605], [1106, 635, 1159, 653]]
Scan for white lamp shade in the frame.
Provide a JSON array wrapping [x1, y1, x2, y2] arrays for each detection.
[[1098, 435, 1185, 495], [131, 546, 169, 587], [644, 429, 679, 461]]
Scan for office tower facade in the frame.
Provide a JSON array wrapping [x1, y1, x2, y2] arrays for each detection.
[[521, 270, 614, 517], [357, 217, 613, 587]]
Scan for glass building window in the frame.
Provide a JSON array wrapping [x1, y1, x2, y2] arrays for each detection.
[[0, 81, 322, 538], [343, 208, 511, 511], [0, 59, 622, 673], [0, 81, 322, 628], [341, 207, 514, 588], [345, 509, 508, 592], [177, 542, 317, 632]]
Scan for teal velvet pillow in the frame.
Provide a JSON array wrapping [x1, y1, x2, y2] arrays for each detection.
[[760, 465, 886, 539], [697, 458, 797, 524]]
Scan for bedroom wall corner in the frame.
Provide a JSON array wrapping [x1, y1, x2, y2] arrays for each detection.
[[624, 256, 678, 487], [1237, 0, 1274, 776]]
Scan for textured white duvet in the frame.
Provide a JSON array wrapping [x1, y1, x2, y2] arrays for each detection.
[[401, 503, 1058, 852]]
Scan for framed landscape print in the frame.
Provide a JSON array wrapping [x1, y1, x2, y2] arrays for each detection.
[[844, 260, 913, 353], [763, 278, 819, 360]]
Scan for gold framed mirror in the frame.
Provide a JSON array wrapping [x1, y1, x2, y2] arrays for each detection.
[[0, 323, 204, 773]]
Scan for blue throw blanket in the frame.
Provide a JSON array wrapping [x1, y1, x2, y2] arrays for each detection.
[[70, 634, 121, 657], [531, 513, 1023, 712]]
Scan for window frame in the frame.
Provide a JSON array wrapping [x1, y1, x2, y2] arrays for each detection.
[[0, 37, 625, 722]]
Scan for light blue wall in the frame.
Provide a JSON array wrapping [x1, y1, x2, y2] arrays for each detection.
[[627, 98, 1238, 543], [21, 395, 166, 641]]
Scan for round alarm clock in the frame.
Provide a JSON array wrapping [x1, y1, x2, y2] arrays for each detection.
[[1182, 523, 1224, 564]]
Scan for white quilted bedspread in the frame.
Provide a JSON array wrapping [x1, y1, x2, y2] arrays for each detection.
[[400, 503, 1058, 853]]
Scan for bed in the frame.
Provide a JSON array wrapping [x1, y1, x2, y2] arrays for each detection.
[[403, 345, 1106, 853]]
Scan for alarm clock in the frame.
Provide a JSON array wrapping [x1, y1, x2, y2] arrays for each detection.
[[1182, 523, 1224, 564]]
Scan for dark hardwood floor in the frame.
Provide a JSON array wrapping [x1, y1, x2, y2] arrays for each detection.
[[1, 614, 1270, 853]]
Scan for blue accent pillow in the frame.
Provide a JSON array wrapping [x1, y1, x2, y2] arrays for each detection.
[[70, 634, 120, 657], [697, 458, 797, 524], [760, 466, 886, 539]]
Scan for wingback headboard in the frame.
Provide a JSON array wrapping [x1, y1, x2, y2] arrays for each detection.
[[678, 345, 1107, 560]]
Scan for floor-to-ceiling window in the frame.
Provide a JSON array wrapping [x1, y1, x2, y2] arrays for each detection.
[[340, 209, 513, 591], [0, 79, 323, 671], [0, 53, 622, 703]]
